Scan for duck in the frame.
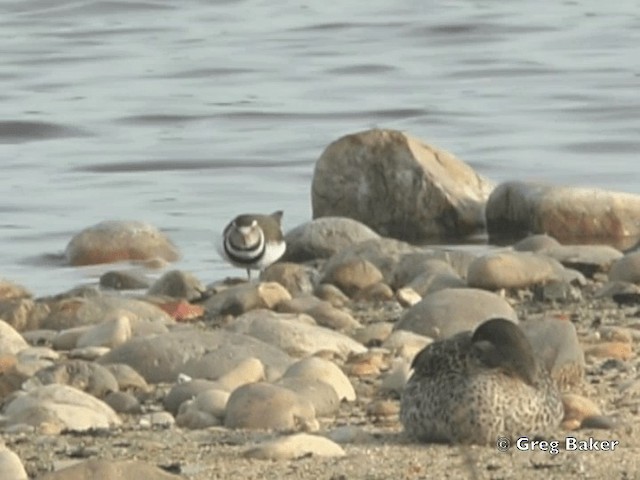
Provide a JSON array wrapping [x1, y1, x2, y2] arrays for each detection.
[[400, 318, 564, 444]]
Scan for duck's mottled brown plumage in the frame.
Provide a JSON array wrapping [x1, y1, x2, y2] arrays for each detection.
[[400, 318, 564, 445]]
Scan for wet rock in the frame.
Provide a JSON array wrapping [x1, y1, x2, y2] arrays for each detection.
[[0, 319, 28, 355], [467, 251, 565, 290], [609, 251, 640, 284], [322, 238, 420, 283], [283, 216, 380, 262], [99, 270, 151, 290], [283, 356, 356, 402], [321, 258, 384, 297], [2, 384, 121, 432], [520, 317, 585, 387], [37, 459, 182, 480], [311, 129, 493, 240], [203, 281, 291, 316], [275, 377, 340, 417], [76, 314, 132, 349], [26, 360, 119, 398], [0, 444, 28, 480], [486, 181, 640, 247], [98, 328, 292, 383], [227, 309, 366, 358], [104, 391, 141, 413], [541, 245, 623, 277], [260, 263, 317, 297], [224, 382, 317, 431], [65, 220, 180, 266], [276, 296, 361, 331], [244, 433, 345, 460], [147, 270, 204, 301], [394, 288, 518, 340]]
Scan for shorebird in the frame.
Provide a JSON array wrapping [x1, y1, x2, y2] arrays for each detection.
[[400, 318, 564, 445], [217, 211, 286, 280]]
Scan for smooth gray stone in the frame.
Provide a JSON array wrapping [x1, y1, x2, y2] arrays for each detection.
[[520, 317, 585, 387], [97, 329, 293, 383], [394, 288, 518, 340], [467, 251, 565, 290], [282, 216, 380, 262], [224, 382, 317, 431]]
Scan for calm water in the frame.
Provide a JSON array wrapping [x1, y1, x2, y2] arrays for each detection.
[[1, 0, 639, 295]]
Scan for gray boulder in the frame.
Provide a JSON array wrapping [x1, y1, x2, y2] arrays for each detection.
[[312, 129, 494, 241]]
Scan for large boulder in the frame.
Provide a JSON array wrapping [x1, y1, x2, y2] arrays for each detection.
[[486, 182, 640, 248], [65, 220, 180, 266], [311, 129, 494, 241]]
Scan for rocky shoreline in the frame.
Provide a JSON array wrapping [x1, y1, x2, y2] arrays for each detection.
[[2, 129, 640, 479]]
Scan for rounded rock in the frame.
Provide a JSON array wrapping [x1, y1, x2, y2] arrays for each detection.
[[0, 320, 29, 355], [260, 263, 318, 297], [2, 384, 121, 432], [467, 251, 565, 290], [282, 216, 380, 262], [244, 433, 345, 460], [312, 129, 493, 241], [224, 382, 317, 431], [283, 356, 356, 402], [609, 251, 640, 284], [0, 444, 28, 480], [65, 220, 180, 266], [394, 288, 518, 340]]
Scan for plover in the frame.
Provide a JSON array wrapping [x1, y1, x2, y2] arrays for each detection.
[[217, 210, 286, 279], [400, 318, 564, 445]]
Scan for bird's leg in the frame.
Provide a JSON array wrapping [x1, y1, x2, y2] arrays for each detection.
[[246, 268, 251, 281]]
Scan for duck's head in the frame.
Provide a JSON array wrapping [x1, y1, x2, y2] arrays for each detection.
[[471, 318, 538, 386]]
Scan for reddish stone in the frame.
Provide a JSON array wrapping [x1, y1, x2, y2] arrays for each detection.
[[156, 300, 204, 322]]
